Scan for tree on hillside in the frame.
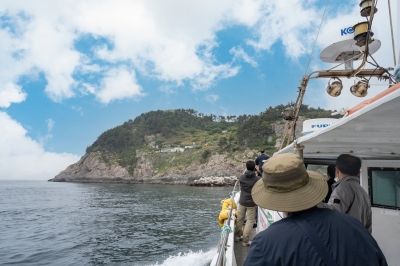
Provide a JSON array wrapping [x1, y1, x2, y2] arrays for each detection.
[[86, 104, 338, 156]]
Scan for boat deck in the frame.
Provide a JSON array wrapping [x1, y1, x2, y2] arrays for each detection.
[[234, 227, 257, 266]]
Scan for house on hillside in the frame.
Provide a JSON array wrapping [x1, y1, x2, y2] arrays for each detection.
[[161, 148, 184, 153], [171, 147, 184, 152]]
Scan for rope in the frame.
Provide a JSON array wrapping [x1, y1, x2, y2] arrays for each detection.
[[218, 224, 231, 245], [216, 224, 233, 266], [221, 224, 233, 234], [304, 0, 330, 76], [220, 224, 232, 266]]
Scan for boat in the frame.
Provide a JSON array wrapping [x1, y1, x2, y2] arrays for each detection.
[[211, 0, 399, 265]]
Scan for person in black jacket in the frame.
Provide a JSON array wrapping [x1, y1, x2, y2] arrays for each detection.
[[255, 150, 269, 176], [324, 164, 336, 203], [235, 160, 260, 247]]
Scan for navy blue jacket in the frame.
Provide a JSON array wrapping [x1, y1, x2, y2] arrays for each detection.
[[255, 154, 269, 173], [244, 207, 387, 266]]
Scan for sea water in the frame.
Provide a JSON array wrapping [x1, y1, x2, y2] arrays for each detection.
[[0, 180, 232, 266]]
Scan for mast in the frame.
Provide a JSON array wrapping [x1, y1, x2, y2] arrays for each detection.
[[279, 0, 396, 150]]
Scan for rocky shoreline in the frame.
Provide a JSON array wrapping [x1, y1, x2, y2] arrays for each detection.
[[48, 175, 239, 186], [187, 176, 237, 186]]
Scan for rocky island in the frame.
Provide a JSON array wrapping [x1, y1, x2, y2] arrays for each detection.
[[50, 106, 337, 185]]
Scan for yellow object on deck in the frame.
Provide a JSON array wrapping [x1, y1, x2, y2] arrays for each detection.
[[218, 198, 237, 227]]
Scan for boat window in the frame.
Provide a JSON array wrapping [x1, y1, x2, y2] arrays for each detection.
[[369, 168, 400, 210], [306, 164, 329, 180]]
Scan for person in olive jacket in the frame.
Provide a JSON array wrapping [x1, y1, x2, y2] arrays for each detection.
[[235, 160, 260, 246], [320, 154, 372, 233]]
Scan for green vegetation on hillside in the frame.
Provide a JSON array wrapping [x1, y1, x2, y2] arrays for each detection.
[[236, 103, 340, 150], [86, 109, 233, 153], [85, 104, 339, 174]]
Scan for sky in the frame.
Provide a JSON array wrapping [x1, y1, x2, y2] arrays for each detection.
[[0, 0, 398, 180]]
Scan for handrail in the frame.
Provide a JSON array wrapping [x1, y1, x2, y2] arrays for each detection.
[[214, 180, 240, 266]]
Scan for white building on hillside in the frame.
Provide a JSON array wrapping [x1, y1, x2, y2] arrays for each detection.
[[171, 147, 184, 152]]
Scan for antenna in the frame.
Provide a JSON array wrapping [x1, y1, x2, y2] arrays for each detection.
[[304, 0, 330, 76], [387, 0, 396, 65]]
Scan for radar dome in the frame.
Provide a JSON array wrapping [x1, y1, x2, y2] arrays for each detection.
[[319, 25, 380, 64]]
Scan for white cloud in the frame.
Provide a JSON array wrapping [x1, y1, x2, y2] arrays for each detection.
[[0, 0, 329, 106], [24, 18, 80, 101], [81, 83, 96, 95], [205, 94, 219, 104], [230, 46, 258, 67], [0, 112, 80, 180], [191, 64, 240, 90], [158, 84, 178, 94], [46, 118, 54, 131], [0, 82, 27, 108], [96, 66, 144, 104], [246, 0, 321, 59], [38, 118, 54, 146], [0, 9, 81, 103], [71, 105, 83, 116], [79, 63, 103, 74]]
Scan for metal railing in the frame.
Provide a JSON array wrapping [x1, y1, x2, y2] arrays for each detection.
[[214, 180, 240, 266]]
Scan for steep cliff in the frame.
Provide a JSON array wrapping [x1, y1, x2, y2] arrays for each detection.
[[50, 152, 131, 183], [51, 151, 257, 184]]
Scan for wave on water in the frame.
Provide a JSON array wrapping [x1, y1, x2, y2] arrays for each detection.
[[149, 248, 217, 266]]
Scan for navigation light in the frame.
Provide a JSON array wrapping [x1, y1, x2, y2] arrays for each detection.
[[350, 80, 369, 97], [326, 77, 343, 97]]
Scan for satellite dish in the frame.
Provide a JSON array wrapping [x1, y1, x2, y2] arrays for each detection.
[[319, 25, 381, 68]]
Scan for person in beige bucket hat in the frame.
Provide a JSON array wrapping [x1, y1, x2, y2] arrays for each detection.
[[251, 152, 328, 212], [244, 153, 387, 266]]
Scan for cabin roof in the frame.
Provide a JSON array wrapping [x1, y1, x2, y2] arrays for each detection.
[[277, 83, 400, 160]]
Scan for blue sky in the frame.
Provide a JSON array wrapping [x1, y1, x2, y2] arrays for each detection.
[[0, 0, 397, 180]]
